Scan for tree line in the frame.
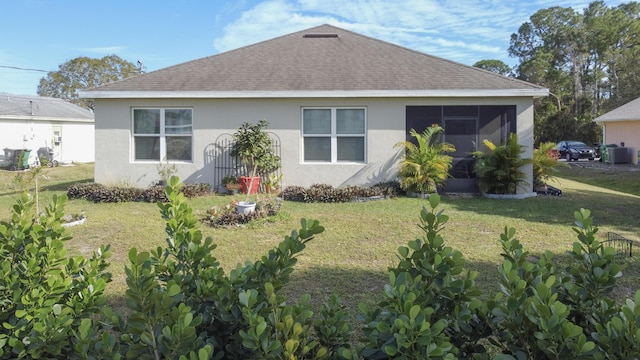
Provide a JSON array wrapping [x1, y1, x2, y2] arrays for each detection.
[[39, 1, 640, 145], [476, 1, 640, 145]]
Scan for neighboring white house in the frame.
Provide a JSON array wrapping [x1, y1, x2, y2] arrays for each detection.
[[81, 24, 548, 193], [0, 93, 95, 167], [594, 96, 640, 165]]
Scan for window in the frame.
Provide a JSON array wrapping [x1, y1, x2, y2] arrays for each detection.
[[133, 108, 192, 162], [302, 107, 366, 163]]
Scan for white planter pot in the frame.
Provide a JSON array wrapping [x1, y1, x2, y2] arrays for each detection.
[[237, 201, 256, 214], [62, 217, 86, 227]]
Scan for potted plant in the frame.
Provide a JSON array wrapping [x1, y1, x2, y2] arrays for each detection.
[[61, 210, 86, 227], [230, 119, 281, 198], [472, 133, 532, 196], [395, 125, 455, 198], [157, 157, 177, 186], [221, 175, 241, 194], [263, 173, 283, 195]]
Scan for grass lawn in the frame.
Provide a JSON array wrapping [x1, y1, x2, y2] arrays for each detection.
[[1, 161, 639, 321]]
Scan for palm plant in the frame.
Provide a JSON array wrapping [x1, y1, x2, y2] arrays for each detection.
[[533, 142, 566, 189], [395, 126, 455, 197], [472, 133, 532, 194]]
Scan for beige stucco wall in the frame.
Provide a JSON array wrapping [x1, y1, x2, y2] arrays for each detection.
[[602, 120, 640, 165], [93, 96, 535, 192]]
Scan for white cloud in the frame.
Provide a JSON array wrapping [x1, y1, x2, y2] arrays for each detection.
[[211, 0, 537, 65], [213, 0, 629, 67]]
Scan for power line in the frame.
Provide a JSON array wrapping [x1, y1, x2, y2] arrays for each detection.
[[0, 65, 48, 73]]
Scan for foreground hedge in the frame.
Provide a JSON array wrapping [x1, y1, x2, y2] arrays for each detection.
[[1, 176, 638, 359]]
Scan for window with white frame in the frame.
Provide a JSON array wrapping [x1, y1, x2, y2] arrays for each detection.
[[302, 107, 366, 163], [133, 108, 193, 162]]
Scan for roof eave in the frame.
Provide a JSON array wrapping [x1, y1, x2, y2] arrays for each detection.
[[0, 115, 94, 122], [594, 117, 640, 123], [80, 89, 549, 99]]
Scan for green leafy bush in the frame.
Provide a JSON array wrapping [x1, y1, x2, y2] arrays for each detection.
[[473, 133, 532, 194], [146, 177, 328, 358], [0, 193, 112, 359], [230, 120, 281, 178], [533, 142, 565, 188], [395, 125, 455, 196], [360, 194, 639, 358], [3, 178, 640, 359], [359, 195, 488, 359]]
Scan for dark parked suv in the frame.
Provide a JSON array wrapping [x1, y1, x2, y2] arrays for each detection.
[[557, 141, 595, 161]]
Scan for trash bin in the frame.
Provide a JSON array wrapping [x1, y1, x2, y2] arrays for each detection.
[[637, 149, 640, 165], [21, 149, 31, 169], [600, 144, 608, 163], [601, 144, 618, 163], [2, 148, 31, 171]]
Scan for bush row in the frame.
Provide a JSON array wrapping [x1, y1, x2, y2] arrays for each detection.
[[1, 177, 638, 359], [282, 181, 401, 203], [67, 181, 211, 203]]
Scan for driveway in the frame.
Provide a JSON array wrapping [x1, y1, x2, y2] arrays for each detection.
[[566, 160, 640, 173]]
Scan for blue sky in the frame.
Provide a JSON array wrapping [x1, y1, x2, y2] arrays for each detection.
[[0, 0, 626, 95]]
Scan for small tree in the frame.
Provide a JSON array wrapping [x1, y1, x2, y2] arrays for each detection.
[[230, 120, 280, 179], [472, 133, 532, 194], [395, 125, 455, 197]]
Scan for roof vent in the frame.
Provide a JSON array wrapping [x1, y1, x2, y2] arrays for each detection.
[[303, 33, 339, 38]]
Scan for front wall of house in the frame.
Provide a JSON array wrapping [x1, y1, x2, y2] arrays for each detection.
[[94, 97, 534, 192], [603, 120, 640, 165]]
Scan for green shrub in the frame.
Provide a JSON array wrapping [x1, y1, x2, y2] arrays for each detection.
[[490, 227, 596, 358], [0, 193, 112, 359], [148, 177, 329, 358], [359, 194, 488, 359], [395, 125, 455, 196], [360, 194, 640, 358], [3, 178, 640, 359], [533, 142, 565, 188], [473, 133, 532, 194]]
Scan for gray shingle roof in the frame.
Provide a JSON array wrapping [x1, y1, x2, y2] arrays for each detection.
[[84, 24, 546, 96], [595, 97, 640, 122], [0, 93, 94, 120]]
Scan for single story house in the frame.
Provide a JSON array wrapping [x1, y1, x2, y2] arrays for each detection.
[[81, 24, 548, 193], [0, 93, 95, 166], [594, 96, 640, 165]]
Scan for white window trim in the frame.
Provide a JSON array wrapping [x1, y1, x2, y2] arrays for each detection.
[[301, 107, 367, 164], [131, 107, 193, 163]]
